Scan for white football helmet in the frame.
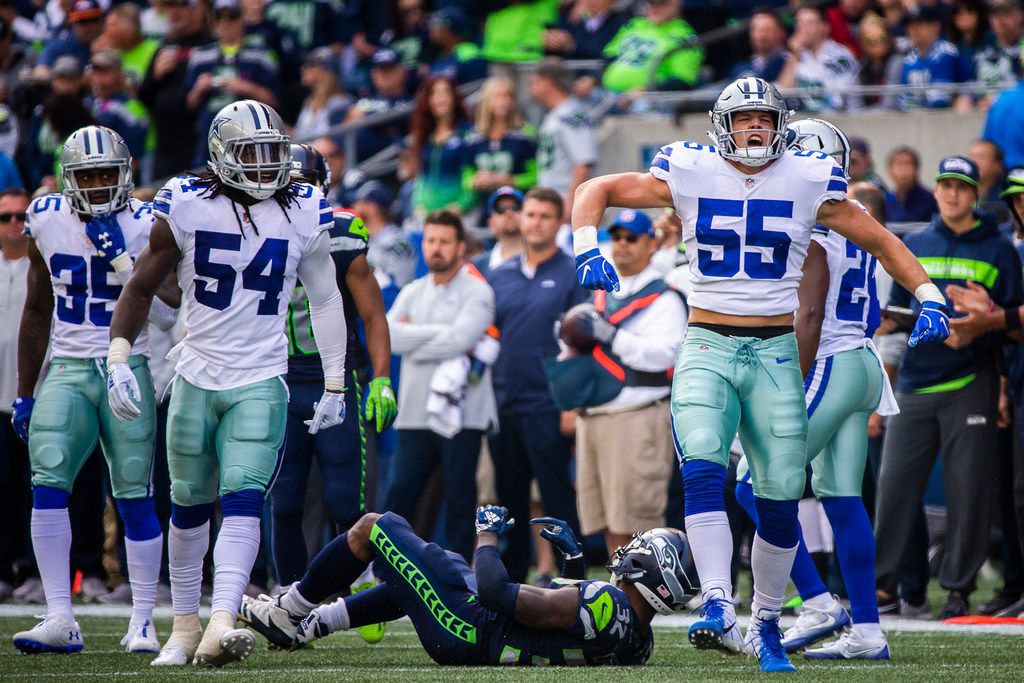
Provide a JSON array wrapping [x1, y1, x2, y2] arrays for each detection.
[[709, 77, 792, 168], [61, 125, 133, 216], [208, 99, 291, 200], [787, 118, 852, 178]]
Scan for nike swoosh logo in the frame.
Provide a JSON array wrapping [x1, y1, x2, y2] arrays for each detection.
[[581, 265, 592, 280], [775, 358, 792, 364]]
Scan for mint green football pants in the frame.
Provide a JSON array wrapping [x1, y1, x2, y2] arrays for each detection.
[[30, 355, 156, 499], [671, 327, 807, 500], [165, 375, 288, 506]]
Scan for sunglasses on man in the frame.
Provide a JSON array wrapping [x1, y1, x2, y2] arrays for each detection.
[[0, 212, 26, 222]]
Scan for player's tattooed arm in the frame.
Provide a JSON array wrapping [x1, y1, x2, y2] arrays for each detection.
[[794, 240, 829, 378], [345, 253, 391, 380], [110, 217, 182, 346], [16, 241, 55, 396], [571, 172, 674, 230]]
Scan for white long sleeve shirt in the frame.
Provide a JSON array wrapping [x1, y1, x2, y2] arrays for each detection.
[[0, 254, 28, 412]]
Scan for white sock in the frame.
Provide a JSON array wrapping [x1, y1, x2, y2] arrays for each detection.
[[802, 592, 833, 611], [852, 622, 883, 640], [750, 533, 797, 619], [31, 508, 74, 623], [125, 535, 163, 625], [210, 515, 261, 615], [684, 512, 734, 601], [317, 597, 350, 633], [281, 583, 316, 619], [168, 521, 210, 615]]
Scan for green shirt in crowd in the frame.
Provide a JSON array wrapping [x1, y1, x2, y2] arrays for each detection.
[[482, 0, 559, 63], [602, 17, 702, 92]]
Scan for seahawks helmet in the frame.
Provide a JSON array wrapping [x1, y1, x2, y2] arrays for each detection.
[[289, 143, 330, 192], [606, 528, 698, 616], [208, 100, 291, 200], [787, 118, 852, 178], [710, 77, 792, 168], [1002, 167, 1024, 226], [61, 125, 133, 216]]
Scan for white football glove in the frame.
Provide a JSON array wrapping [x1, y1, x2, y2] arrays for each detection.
[[304, 390, 346, 434], [106, 362, 142, 421]]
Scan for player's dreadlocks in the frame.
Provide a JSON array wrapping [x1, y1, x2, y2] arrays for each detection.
[[191, 168, 298, 237]]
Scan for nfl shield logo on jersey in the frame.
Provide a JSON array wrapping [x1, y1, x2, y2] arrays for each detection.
[[744, 178, 755, 189]]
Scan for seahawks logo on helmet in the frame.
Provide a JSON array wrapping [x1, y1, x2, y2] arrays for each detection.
[[607, 528, 699, 616]]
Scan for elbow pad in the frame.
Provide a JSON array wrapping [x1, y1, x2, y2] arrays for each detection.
[[309, 289, 347, 390], [474, 545, 520, 616]]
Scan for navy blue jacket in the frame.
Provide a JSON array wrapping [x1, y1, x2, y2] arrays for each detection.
[[885, 184, 937, 223], [889, 212, 1023, 392], [488, 251, 588, 415]]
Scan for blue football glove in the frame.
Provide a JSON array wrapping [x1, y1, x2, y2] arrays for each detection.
[[11, 397, 33, 443], [908, 301, 950, 348], [475, 505, 515, 536], [84, 214, 127, 262], [530, 517, 582, 560], [575, 248, 620, 292]]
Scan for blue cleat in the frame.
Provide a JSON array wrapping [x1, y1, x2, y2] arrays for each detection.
[[687, 597, 744, 655], [745, 614, 797, 673], [803, 630, 891, 660], [781, 595, 852, 651], [12, 617, 84, 654]]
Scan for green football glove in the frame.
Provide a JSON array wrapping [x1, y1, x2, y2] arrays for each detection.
[[365, 377, 397, 432]]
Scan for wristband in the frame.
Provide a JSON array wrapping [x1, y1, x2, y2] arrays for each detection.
[[110, 252, 133, 274], [573, 225, 598, 257], [914, 282, 945, 306], [324, 379, 346, 393], [107, 337, 131, 369], [1006, 307, 1022, 332]]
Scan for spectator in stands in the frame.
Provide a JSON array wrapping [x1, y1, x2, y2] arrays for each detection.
[[408, 75, 475, 217], [544, 0, 629, 62], [777, 3, 860, 112], [949, 0, 989, 81], [353, 180, 417, 288], [530, 58, 597, 223], [380, 0, 430, 69], [858, 13, 904, 109], [293, 47, 352, 141], [900, 5, 967, 110], [486, 187, 587, 583], [875, 156, 1023, 620], [240, 0, 303, 121], [730, 9, 789, 82], [473, 186, 524, 276], [346, 48, 413, 161], [184, 0, 280, 166], [90, 3, 158, 90], [482, 0, 560, 64], [973, 0, 1023, 107], [601, 0, 702, 93], [984, 69, 1024, 170], [849, 137, 887, 191], [384, 210, 497, 562], [25, 58, 89, 189], [262, 0, 345, 53], [885, 145, 938, 223], [39, 0, 104, 71], [138, 0, 212, 180], [464, 76, 537, 209], [573, 209, 685, 556], [874, 0, 910, 38], [827, 0, 871, 58], [427, 7, 487, 86], [85, 51, 149, 165], [311, 136, 360, 207], [968, 138, 1009, 220], [0, 16, 33, 106]]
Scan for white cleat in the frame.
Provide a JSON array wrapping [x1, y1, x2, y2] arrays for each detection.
[[151, 614, 202, 666], [781, 595, 851, 652], [239, 594, 301, 650], [122, 619, 161, 653], [12, 616, 84, 654], [193, 612, 255, 668], [803, 630, 891, 660]]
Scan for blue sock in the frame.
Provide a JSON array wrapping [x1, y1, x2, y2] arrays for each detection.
[[789, 529, 829, 602], [33, 485, 69, 510], [734, 480, 757, 523], [171, 502, 214, 529], [346, 583, 405, 628], [822, 496, 879, 624], [298, 533, 367, 604], [682, 459, 728, 514], [115, 497, 161, 541]]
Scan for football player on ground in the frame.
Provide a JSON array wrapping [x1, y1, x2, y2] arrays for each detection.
[[105, 100, 348, 667], [734, 118, 893, 660], [12, 126, 179, 655], [572, 77, 949, 672], [271, 144, 396, 643], [240, 508, 696, 666]]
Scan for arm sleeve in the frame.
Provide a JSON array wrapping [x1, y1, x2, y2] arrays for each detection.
[[474, 545, 521, 616], [610, 294, 686, 371], [297, 230, 347, 389], [408, 283, 496, 361]]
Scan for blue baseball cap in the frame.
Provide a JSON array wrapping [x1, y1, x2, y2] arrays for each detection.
[[609, 209, 655, 237], [372, 49, 402, 68], [429, 7, 473, 37], [936, 155, 980, 189], [487, 186, 524, 213], [354, 180, 394, 208]]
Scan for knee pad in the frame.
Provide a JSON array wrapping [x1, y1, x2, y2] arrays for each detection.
[[754, 497, 799, 548], [682, 459, 727, 515], [171, 502, 214, 529], [682, 427, 723, 461], [221, 489, 265, 518], [33, 485, 69, 510], [115, 497, 161, 541]]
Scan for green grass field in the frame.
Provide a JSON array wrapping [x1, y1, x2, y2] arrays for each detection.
[[1, 615, 1022, 682]]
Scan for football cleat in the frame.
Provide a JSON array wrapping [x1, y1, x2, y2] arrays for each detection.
[[351, 570, 386, 644], [687, 596, 743, 655], [12, 617, 84, 654], [296, 608, 332, 645], [239, 593, 301, 650], [122, 618, 161, 653], [193, 613, 256, 668], [151, 614, 202, 666], [803, 630, 890, 660], [781, 595, 851, 651], [745, 614, 797, 673]]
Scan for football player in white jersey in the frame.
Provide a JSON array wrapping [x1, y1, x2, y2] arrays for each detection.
[[12, 126, 179, 655], [572, 77, 949, 672], [734, 118, 894, 660], [105, 100, 348, 668]]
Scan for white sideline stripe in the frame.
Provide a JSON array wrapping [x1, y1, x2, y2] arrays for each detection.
[[3, 604, 1023, 635]]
